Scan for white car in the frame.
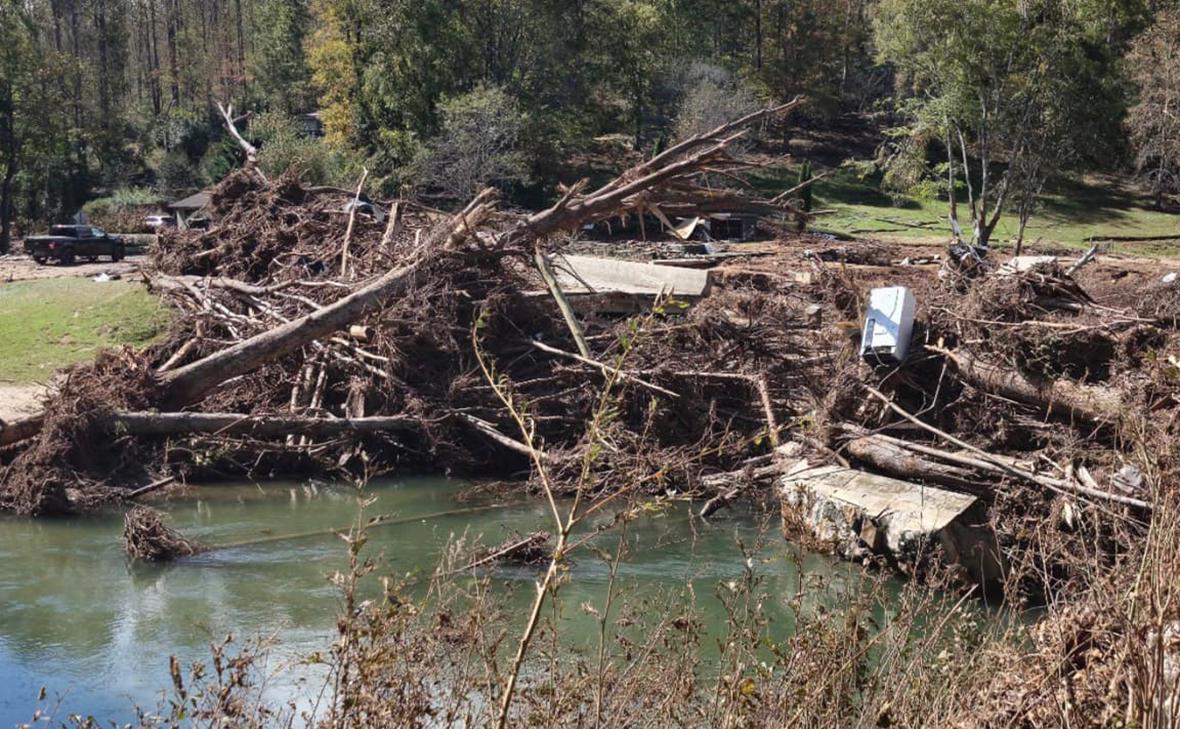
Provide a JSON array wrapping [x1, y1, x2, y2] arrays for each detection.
[[143, 214, 175, 230]]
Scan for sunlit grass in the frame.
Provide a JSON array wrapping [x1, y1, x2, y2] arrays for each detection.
[[751, 165, 1180, 254], [0, 279, 169, 382]]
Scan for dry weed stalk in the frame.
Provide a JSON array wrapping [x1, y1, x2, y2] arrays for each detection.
[[472, 300, 634, 729]]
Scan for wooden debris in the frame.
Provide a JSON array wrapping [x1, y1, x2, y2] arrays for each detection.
[[461, 531, 553, 572], [122, 506, 205, 562]]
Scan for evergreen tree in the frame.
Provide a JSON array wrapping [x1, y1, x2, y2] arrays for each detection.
[[253, 0, 312, 114]]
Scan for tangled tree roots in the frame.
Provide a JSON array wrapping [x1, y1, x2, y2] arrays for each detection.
[[122, 506, 205, 562], [0, 348, 159, 516]]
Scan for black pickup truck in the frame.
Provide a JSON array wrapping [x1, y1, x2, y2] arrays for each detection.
[[25, 225, 126, 265]]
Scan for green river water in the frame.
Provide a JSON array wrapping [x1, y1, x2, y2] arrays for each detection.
[[0, 477, 873, 725]]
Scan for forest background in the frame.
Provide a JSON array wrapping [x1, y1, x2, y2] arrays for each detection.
[[2, 0, 1179, 253]]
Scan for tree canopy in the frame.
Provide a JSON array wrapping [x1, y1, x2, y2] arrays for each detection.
[[0, 0, 1174, 252], [874, 0, 1135, 248]]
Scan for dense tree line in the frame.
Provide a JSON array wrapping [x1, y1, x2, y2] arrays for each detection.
[[0, 0, 883, 249], [0, 0, 1177, 252]]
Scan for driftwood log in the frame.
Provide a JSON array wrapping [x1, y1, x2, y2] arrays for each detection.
[[105, 412, 421, 438], [842, 433, 987, 494], [931, 346, 1124, 424]]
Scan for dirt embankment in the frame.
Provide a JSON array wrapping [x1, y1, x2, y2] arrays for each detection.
[[0, 384, 49, 422]]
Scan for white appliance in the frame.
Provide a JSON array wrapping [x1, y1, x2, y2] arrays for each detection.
[[860, 286, 917, 364]]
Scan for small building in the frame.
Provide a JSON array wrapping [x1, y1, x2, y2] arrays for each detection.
[[672, 213, 761, 242], [705, 213, 759, 241], [168, 190, 212, 229]]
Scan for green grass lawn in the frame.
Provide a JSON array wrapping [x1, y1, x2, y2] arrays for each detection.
[[0, 279, 170, 383], [751, 165, 1180, 255]]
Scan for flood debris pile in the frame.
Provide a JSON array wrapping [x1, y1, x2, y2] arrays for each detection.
[[0, 100, 820, 516], [0, 94, 1176, 606], [777, 249, 1179, 595], [122, 505, 205, 561]]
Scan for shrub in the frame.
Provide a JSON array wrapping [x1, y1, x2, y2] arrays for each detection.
[[411, 85, 530, 202], [252, 111, 364, 187], [156, 151, 202, 198], [82, 187, 161, 232]]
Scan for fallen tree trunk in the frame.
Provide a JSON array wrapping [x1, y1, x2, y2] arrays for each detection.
[[0, 413, 45, 448], [842, 433, 987, 495], [931, 346, 1124, 423], [104, 412, 420, 438]]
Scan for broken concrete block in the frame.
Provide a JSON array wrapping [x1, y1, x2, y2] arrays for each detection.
[[779, 460, 1001, 585], [550, 254, 712, 298], [998, 255, 1058, 275]]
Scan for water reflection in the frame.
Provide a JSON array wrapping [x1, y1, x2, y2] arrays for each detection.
[[0, 477, 863, 725]]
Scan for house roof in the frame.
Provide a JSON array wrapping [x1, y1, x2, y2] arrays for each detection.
[[168, 191, 211, 211]]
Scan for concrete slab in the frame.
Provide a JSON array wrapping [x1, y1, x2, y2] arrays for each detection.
[[780, 460, 1001, 584], [550, 254, 712, 298]]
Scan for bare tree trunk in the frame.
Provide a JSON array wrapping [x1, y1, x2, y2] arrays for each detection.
[[0, 159, 15, 255], [945, 126, 959, 239], [935, 347, 1123, 424], [103, 412, 420, 438], [754, 0, 763, 71], [95, 0, 111, 127], [0, 91, 16, 255], [147, 0, 162, 116], [166, 0, 180, 106], [68, 0, 83, 131], [234, 0, 247, 101]]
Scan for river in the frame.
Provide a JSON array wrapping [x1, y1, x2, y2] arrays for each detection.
[[0, 477, 872, 725]]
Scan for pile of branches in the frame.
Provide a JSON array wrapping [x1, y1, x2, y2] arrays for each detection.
[[0, 100, 821, 515], [122, 505, 205, 561], [803, 250, 1180, 596]]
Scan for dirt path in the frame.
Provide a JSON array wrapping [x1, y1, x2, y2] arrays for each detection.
[[0, 383, 49, 422], [0, 254, 144, 283]]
